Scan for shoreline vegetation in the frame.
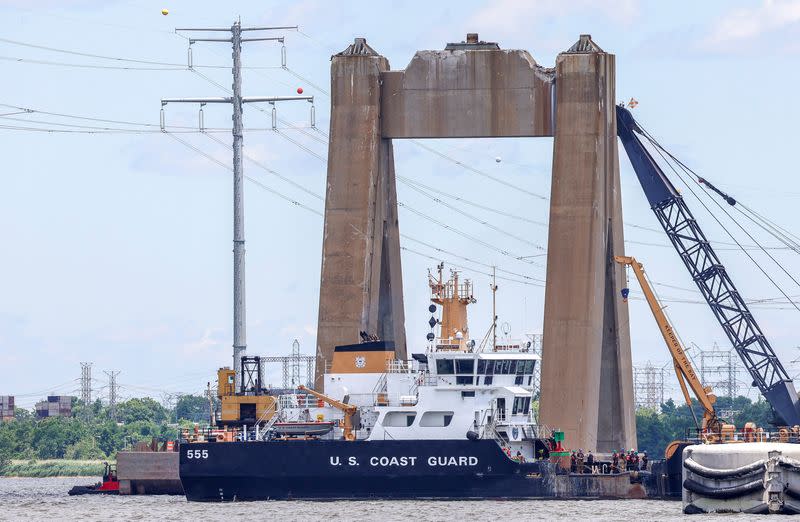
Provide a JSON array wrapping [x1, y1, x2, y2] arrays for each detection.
[[1, 459, 107, 478]]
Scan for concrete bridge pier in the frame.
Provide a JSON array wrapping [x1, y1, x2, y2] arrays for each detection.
[[539, 36, 636, 453]]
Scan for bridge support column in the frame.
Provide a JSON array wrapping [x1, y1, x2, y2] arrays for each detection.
[[315, 39, 406, 389], [539, 35, 636, 452]]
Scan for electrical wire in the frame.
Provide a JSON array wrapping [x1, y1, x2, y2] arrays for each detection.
[[202, 132, 323, 201], [0, 36, 280, 70], [401, 179, 546, 252], [162, 131, 323, 216], [637, 128, 800, 314]]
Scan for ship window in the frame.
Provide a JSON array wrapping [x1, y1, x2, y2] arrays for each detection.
[[477, 360, 486, 374], [455, 359, 474, 374], [456, 376, 473, 385], [492, 360, 503, 374], [383, 412, 416, 427], [514, 375, 524, 385], [516, 361, 526, 374], [512, 396, 532, 415], [461, 391, 475, 398], [508, 360, 517, 374], [484, 376, 493, 385], [436, 359, 454, 375], [524, 360, 535, 374], [419, 411, 455, 427]]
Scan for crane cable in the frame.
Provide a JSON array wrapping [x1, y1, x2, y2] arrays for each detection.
[[635, 127, 800, 314]]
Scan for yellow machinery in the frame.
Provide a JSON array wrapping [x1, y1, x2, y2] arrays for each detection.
[[216, 367, 277, 427], [298, 385, 357, 441], [615, 256, 726, 436]]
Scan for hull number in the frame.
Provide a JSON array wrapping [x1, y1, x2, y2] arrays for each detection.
[[187, 449, 209, 459]]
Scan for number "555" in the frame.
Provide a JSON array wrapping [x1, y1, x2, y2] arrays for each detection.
[[186, 449, 208, 459]]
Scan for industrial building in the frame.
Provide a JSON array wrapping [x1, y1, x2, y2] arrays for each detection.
[[0, 395, 14, 422], [35, 395, 73, 419]]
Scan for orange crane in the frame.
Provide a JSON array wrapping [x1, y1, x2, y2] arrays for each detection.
[[615, 255, 723, 434], [297, 385, 358, 441]]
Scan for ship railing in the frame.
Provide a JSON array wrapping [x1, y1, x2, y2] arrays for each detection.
[[345, 392, 413, 407], [684, 425, 800, 445], [385, 360, 411, 373], [372, 373, 388, 395]]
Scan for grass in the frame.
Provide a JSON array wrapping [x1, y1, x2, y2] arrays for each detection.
[[1, 459, 109, 477]]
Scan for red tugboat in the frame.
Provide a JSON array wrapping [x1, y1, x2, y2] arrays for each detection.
[[68, 462, 120, 495]]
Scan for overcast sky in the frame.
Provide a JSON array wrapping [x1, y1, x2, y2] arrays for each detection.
[[2, 1, 800, 406]]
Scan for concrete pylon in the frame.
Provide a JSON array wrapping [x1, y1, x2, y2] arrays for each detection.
[[539, 35, 636, 452], [315, 39, 406, 388]]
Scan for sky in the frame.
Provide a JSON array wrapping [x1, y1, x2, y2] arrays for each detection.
[[2, 0, 800, 407]]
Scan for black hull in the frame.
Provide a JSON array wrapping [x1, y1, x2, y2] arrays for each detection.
[[180, 439, 552, 501]]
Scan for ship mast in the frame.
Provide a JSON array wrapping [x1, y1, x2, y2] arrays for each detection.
[[428, 263, 475, 351]]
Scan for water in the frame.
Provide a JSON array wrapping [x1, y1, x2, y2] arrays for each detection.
[[0, 477, 746, 521]]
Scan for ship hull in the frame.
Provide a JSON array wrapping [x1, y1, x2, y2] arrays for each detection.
[[180, 439, 553, 501]]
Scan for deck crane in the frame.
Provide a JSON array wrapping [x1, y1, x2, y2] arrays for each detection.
[[297, 385, 358, 441], [616, 105, 800, 426], [615, 255, 724, 433]]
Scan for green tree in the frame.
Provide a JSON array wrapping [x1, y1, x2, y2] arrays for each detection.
[[65, 437, 106, 460], [175, 395, 210, 423], [116, 398, 168, 424], [30, 417, 87, 459]]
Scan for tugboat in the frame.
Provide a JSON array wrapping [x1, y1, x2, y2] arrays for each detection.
[[179, 266, 560, 501], [68, 462, 120, 495]]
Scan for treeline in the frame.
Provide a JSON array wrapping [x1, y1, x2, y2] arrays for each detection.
[[635, 395, 774, 457], [0, 394, 211, 467]]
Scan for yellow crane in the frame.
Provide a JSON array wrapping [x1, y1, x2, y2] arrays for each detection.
[[297, 385, 358, 441], [614, 255, 723, 434]]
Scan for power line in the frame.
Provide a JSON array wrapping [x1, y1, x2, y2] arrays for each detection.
[[0, 36, 280, 70]]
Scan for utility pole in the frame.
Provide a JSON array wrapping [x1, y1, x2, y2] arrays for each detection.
[[207, 382, 214, 426], [80, 362, 92, 421], [104, 370, 120, 422], [162, 20, 313, 390], [490, 267, 498, 350]]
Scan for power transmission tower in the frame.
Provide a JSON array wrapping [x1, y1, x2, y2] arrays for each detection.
[[80, 362, 92, 421], [104, 371, 120, 421], [525, 333, 543, 398], [699, 345, 740, 400], [161, 20, 313, 391], [633, 362, 665, 412]]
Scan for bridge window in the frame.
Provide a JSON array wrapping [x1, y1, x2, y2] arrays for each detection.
[[419, 411, 454, 427], [383, 412, 416, 427], [456, 376, 474, 385], [436, 359, 454, 374], [524, 360, 535, 374], [455, 359, 474, 374]]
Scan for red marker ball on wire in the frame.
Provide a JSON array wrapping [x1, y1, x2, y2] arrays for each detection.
[[297, 87, 304, 94]]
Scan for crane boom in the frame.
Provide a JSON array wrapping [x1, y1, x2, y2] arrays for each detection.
[[615, 255, 720, 431], [298, 385, 357, 441], [616, 105, 800, 426]]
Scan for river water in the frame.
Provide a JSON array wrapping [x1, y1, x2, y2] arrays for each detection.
[[0, 477, 745, 521]]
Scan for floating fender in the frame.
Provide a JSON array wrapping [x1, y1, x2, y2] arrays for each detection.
[[683, 456, 765, 479], [778, 456, 800, 473], [466, 430, 480, 441], [683, 477, 763, 499], [682, 503, 705, 515], [785, 486, 800, 500]]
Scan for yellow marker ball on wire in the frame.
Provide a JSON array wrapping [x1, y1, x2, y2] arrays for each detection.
[[161, 8, 169, 16]]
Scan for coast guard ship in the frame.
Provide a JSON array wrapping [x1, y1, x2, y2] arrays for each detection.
[[180, 267, 556, 501]]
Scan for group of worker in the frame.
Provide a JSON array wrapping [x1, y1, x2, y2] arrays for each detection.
[[611, 449, 648, 473], [569, 449, 648, 474]]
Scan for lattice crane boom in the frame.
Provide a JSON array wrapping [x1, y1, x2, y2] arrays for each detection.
[[616, 105, 800, 426]]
